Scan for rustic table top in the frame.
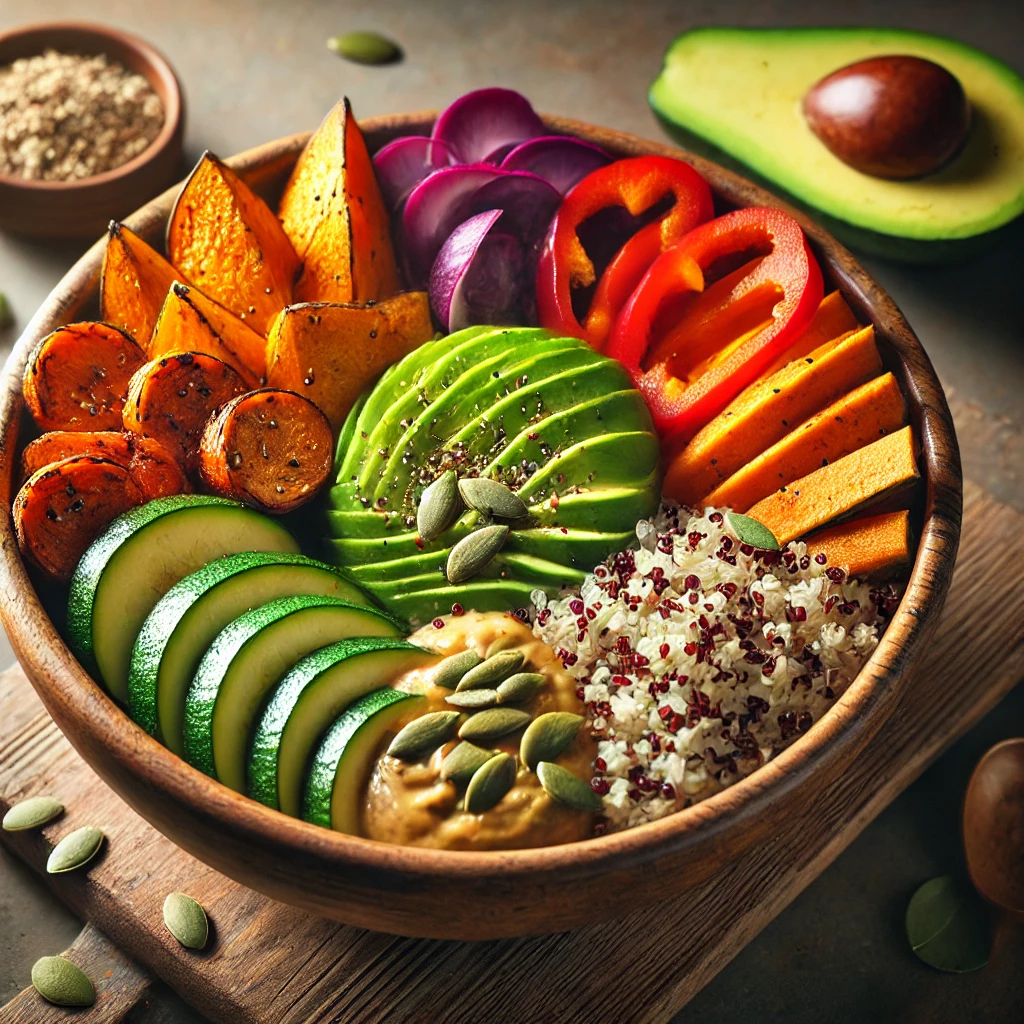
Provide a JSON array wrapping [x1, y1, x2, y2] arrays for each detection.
[[1, 1, 1021, 1021]]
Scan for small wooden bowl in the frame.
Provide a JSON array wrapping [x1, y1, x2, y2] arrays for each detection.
[[0, 115, 963, 939], [0, 22, 184, 239]]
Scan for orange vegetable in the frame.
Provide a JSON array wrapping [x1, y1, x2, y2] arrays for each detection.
[[761, 290, 860, 376], [167, 153, 300, 334], [123, 352, 248, 474], [703, 372, 907, 511], [265, 292, 434, 431], [279, 98, 399, 304], [745, 425, 918, 545], [199, 389, 333, 513], [149, 282, 265, 388], [99, 222, 183, 350], [22, 322, 147, 432], [806, 510, 912, 579], [664, 324, 882, 505]]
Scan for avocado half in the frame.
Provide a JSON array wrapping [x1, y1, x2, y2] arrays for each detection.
[[322, 326, 661, 624], [649, 27, 1024, 261]]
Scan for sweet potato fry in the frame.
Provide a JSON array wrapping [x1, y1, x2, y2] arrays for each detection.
[[149, 282, 265, 387], [279, 97, 399, 303], [265, 292, 434, 431], [123, 352, 248, 474], [13, 455, 146, 581], [199, 388, 333, 513], [99, 221, 183, 351], [167, 152, 300, 334], [22, 322, 148, 431]]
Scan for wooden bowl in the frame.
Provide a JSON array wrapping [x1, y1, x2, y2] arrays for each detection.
[[0, 114, 962, 940], [0, 22, 184, 239]]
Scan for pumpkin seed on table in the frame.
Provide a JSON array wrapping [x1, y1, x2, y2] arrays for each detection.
[[432, 648, 482, 689], [31, 956, 95, 1007], [458, 708, 532, 743], [445, 688, 500, 709], [440, 741, 494, 785], [520, 712, 584, 771], [2, 795, 63, 831], [326, 31, 402, 65], [458, 477, 529, 519], [417, 470, 462, 543], [497, 672, 547, 704], [464, 753, 517, 814], [163, 892, 209, 951], [46, 826, 104, 874], [388, 711, 461, 760], [726, 511, 780, 551], [537, 761, 603, 812], [456, 648, 525, 691], [446, 524, 509, 584]]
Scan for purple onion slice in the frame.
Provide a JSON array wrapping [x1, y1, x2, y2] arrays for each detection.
[[372, 135, 457, 211], [500, 136, 611, 194], [457, 171, 562, 246], [431, 88, 546, 165], [429, 210, 526, 331]]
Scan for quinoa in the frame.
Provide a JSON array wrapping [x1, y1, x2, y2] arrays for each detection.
[[532, 506, 898, 833]]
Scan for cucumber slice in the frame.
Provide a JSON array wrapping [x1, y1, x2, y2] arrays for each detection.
[[67, 496, 299, 703], [247, 638, 433, 816], [183, 595, 402, 792], [302, 688, 425, 833], [128, 552, 370, 755]]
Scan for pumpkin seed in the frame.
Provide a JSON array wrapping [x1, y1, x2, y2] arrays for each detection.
[[445, 688, 500, 709], [464, 753, 517, 813], [0, 292, 12, 329], [536, 761, 602, 811], [31, 956, 95, 1007], [485, 633, 520, 658], [445, 524, 509, 584], [726, 511, 780, 551], [2, 795, 63, 832], [388, 711, 461, 760], [417, 470, 462, 542], [440, 741, 494, 785], [906, 876, 991, 973], [458, 708, 531, 743], [456, 648, 525, 690], [458, 477, 528, 519], [163, 892, 209, 950], [520, 712, 584, 770], [326, 31, 402, 65], [497, 672, 547, 704], [46, 826, 104, 874], [432, 648, 482, 689]]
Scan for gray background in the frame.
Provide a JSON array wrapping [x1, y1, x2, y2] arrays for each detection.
[[1, 1, 1022, 1020]]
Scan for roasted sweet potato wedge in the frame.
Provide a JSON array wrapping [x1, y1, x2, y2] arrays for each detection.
[[199, 388, 333, 513], [149, 282, 265, 387], [264, 291, 434, 430], [14, 455, 145, 581], [167, 153, 300, 335], [99, 221, 183, 351], [279, 98, 399, 303], [23, 322, 148, 432], [123, 352, 248, 474]]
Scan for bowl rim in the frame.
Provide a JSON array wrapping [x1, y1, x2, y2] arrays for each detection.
[[0, 20, 183, 192], [0, 113, 962, 887]]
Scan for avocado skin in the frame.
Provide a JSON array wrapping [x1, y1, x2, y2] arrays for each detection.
[[649, 27, 1024, 262]]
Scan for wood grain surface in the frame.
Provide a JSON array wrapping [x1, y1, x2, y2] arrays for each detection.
[[0, 478, 1015, 1024]]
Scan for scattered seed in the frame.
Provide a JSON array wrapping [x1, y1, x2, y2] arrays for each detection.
[[456, 649, 525, 691], [387, 711, 461, 760], [445, 688, 500, 709], [521, 712, 584, 770], [458, 477, 528, 519], [440, 741, 494, 786], [458, 708, 531, 743], [163, 892, 209, 950], [464, 752, 517, 813], [326, 30, 403, 66], [31, 956, 95, 1007], [46, 826, 104, 874], [497, 672, 547, 704], [445, 524, 509, 584], [485, 633, 520, 658], [417, 469, 463, 543], [537, 761, 602, 811], [432, 648, 483, 689], [2, 795, 63, 832]]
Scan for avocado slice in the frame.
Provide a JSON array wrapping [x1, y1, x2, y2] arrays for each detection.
[[248, 640, 431, 816], [649, 27, 1024, 258], [183, 595, 402, 792]]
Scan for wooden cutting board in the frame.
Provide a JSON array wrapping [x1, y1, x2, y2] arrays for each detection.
[[0, 476, 1021, 1024]]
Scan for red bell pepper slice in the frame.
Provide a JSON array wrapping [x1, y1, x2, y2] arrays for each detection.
[[605, 206, 824, 443], [535, 155, 714, 349]]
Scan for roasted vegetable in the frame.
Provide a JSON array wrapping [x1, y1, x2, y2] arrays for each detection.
[[99, 222, 182, 351], [123, 352, 248, 474], [199, 389, 333, 513], [23, 322, 148, 432], [762, 290, 860, 375], [279, 98, 399, 303], [265, 291, 434, 431], [806, 509, 912, 579], [149, 282, 265, 387], [167, 153, 300, 334]]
